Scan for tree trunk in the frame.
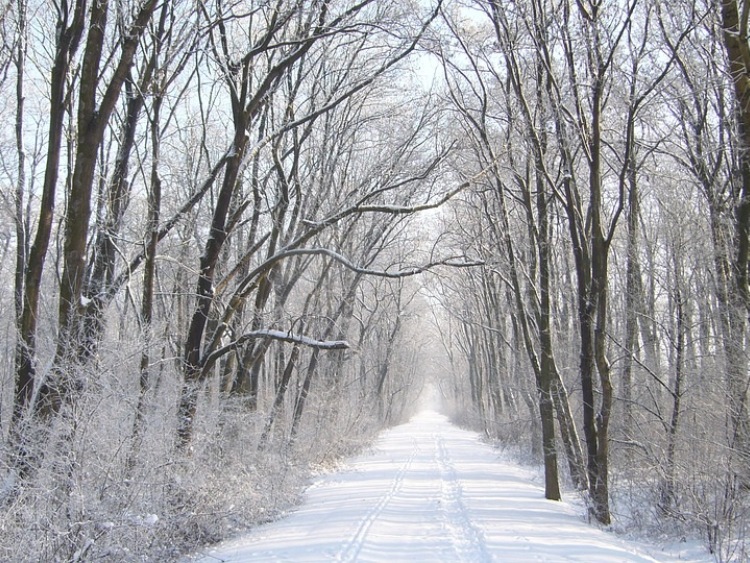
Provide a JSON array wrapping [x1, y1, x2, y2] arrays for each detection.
[[551, 374, 588, 491], [258, 343, 300, 450], [37, 0, 158, 418], [128, 88, 163, 471], [178, 135, 246, 447], [660, 263, 685, 512], [82, 76, 147, 359], [13, 0, 86, 426], [537, 164, 561, 501], [718, 0, 750, 478]]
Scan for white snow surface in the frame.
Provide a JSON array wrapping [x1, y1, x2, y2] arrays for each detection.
[[189, 411, 709, 562]]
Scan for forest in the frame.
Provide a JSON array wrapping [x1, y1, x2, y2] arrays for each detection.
[[0, 0, 749, 560]]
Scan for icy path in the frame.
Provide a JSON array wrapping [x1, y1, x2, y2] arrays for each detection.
[[190, 411, 690, 562]]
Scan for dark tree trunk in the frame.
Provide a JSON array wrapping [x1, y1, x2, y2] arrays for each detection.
[[718, 0, 750, 476], [13, 0, 86, 426]]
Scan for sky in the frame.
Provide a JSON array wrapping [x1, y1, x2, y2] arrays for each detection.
[[185, 411, 710, 562]]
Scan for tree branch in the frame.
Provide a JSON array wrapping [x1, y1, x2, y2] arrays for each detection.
[[201, 328, 348, 375], [267, 247, 484, 278]]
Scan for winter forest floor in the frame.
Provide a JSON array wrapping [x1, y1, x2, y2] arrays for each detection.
[[184, 412, 711, 562]]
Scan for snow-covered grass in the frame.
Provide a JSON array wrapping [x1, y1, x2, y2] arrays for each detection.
[[605, 467, 750, 563], [0, 354, 388, 562]]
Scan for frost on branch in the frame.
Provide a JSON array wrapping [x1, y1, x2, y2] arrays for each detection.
[[249, 329, 349, 350], [202, 329, 348, 374]]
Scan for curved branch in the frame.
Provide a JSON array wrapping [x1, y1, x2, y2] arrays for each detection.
[[201, 328, 348, 375], [264, 247, 484, 278]]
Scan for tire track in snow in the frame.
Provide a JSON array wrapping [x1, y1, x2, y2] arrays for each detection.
[[435, 434, 491, 563], [334, 439, 418, 563]]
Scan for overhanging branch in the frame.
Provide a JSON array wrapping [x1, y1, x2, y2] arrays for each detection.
[[201, 328, 348, 375], [263, 248, 484, 278]]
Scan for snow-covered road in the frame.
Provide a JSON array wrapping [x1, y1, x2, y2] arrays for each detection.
[[190, 411, 701, 562]]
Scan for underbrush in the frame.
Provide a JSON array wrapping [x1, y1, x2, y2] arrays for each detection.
[[1, 418, 303, 561], [451, 406, 748, 561], [0, 372, 386, 562], [607, 468, 749, 563]]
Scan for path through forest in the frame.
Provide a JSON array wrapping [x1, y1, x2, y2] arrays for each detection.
[[189, 412, 706, 562]]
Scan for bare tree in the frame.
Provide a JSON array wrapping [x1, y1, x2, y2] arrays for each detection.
[[14, 0, 88, 427], [715, 0, 750, 480], [175, 0, 451, 448]]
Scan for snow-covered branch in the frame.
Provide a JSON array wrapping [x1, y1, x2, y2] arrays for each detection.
[[235, 167, 495, 296], [203, 162, 493, 368], [105, 150, 233, 306], [202, 329, 348, 375], [263, 248, 484, 278]]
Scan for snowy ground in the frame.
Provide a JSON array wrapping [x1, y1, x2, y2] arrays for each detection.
[[187, 411, 711, 562]]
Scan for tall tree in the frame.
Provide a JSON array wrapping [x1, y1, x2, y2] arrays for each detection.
[[14, 0, 87, 426], [19, 0, 160, 420], [716, 0, 750, 479]]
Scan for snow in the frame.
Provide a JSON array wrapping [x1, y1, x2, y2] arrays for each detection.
[[258, 329, 349, 350], [187, 411, 710, 562]]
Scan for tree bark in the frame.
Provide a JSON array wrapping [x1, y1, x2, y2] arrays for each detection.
[[13, 0, 86, 426], [718, 0, 750, 477], [37, 0, 159, 419]]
